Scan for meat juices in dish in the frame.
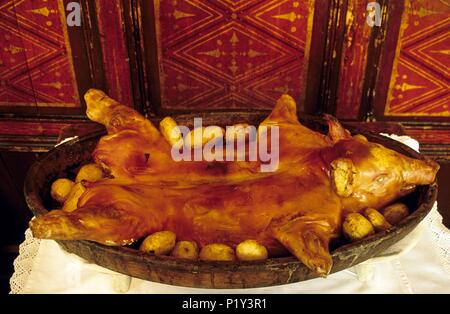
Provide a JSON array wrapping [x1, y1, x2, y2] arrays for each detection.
[[30, 89, 439, 276]]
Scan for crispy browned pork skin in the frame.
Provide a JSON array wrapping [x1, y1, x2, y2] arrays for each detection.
[[30, 89, 439, 276]]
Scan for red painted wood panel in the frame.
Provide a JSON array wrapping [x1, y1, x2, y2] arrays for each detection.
[[154, 0, 314, 110], [0, 0, 79, 108], [95, 0, 133, 107], [384, 0, 450, 117], [405, 128, 450, 145], [335, 0, 372, 119], [0, 120, 69, 136]]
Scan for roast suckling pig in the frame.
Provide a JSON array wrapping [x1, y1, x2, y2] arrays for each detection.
[[30, 89, 439, 276]]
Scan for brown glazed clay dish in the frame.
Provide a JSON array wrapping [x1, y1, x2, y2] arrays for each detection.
[[24, 90, 438, 288]]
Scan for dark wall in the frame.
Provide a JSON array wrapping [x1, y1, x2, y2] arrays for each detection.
[[0, 152, 37, 246]]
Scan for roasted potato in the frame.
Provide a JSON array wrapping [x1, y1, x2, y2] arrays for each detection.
[[381, 203, 409, 225], [75, 163, 103, 183], [353, 134, 368, 142], [140, 231, 176, 255], [160, 117, 183, 146], [170, 240, 199, 260], [199, 243, 236, 262], [236, 240, 268, 261], [185, 127, 224, 148], [343, 213, 375, 242], [363, 208, 392, 232], [62, 182, 86, 212], [50, 178, 75, 203], [225, 123, 251, 141]]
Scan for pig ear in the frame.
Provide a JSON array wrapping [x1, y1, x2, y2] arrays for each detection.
[[330, 158, 355, 197], [262, 94, 299, 125], [324, 114, 351, 143]]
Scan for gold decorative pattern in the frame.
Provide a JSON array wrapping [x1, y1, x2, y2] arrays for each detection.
[[40, 81, 67, 90], [385, 0, 449, 117], [272, 12, 302, 23], [155, 0, 312, 109], [430, 49, 450, 55], [246, 0, 309, 49], [4, 44, 25, 55], [0, 0, 79, 107], [172, 21, 298, 83], [28, 7, 56, 17], [394, 82, 426, 92], [173, 9, 195, 20]]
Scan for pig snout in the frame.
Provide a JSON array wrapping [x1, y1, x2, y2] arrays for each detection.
[[402, 157, 439, 186]]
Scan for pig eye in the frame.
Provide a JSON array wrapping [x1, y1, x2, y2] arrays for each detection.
[[375, 174, 388, 183]]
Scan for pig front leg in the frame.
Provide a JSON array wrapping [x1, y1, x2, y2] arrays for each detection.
[[30, 205, 157, 246]]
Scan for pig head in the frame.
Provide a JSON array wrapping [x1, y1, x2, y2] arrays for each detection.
[[323, 117, 439, 212]]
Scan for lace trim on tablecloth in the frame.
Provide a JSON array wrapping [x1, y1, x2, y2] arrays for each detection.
[[9, 228, 41, 294], [426, 207, 450, 278]]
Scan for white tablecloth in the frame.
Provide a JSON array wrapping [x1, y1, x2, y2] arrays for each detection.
[[9, 135, 450, 294]]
